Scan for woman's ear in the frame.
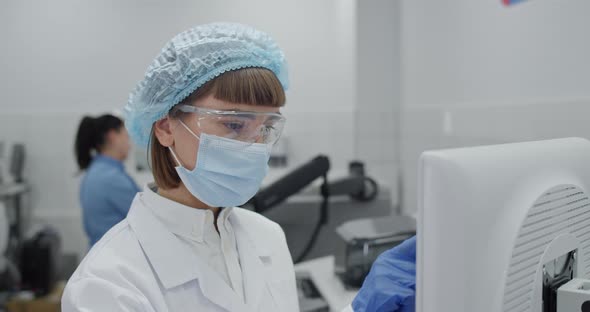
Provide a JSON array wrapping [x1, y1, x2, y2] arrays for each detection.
[[154, 117, 175, 147], [104, 129, 117, 145]]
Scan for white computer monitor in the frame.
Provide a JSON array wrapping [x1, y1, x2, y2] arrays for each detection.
[[417, 138, 590, 312]]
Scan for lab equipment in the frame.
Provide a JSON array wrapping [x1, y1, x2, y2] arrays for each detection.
[[9, 144, 25, 183], [0, 181, 30, 256], [269, 137, 288, 168], [0, 141, 4, 184], [341, 161, 379, 202], [352, 236, 416, 312], [556, 278, 590, 312], [168, 124, 272, 208], [248, 155, 330, 263], [249, 158, 378, 213], [303, 160, 381, 264], [19, 227, 62, 296], [0, 143, 26, 184], [0, 201, 20, 295], [0, 202, 8, 270], [327, 165, 379, 204], [336, 216, 415, 288], [134, 147, 149, 172], [125, 22, 289, 147], [294, 255, 358, 311], [296, 271, 330, 312], [248, 155, 330, 213], [171, 105, 286, 145], [417, 138, 590, 312], [247, 156, 380, 263]]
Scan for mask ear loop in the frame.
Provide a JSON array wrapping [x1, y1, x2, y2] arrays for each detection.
[[168, 147, 183, 167], [167, 119, 202, 167], [179, 119, 201, 140]]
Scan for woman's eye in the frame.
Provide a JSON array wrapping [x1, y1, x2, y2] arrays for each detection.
[[223, 122, 244, 131], [261, 125, 275, 136]]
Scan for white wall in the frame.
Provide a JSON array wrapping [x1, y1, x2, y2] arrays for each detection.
[[400, 0, 590, 214], [0, 0, 358, 259], [0, 0, 357, 115], [356, 0, 402, 211]]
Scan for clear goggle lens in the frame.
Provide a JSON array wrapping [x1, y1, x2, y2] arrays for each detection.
[[172, 105, 286, 145]]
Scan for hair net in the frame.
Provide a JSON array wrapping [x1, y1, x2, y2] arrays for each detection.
[[124, 22, 289, 147]]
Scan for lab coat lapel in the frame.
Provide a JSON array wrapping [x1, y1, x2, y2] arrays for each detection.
[[232, 216, 274, 310], [128, 196, 245, 311], [194, 260, 245, 311]]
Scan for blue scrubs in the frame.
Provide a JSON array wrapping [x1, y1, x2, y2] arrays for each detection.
[[80, 155, 140, 247]]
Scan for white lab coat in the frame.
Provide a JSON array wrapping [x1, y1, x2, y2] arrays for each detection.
[[62, 193, 300, 312]]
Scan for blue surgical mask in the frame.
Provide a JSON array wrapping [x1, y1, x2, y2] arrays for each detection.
[[169, 123, 272, 208]]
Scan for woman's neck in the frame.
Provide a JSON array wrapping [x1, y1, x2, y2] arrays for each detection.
[[99, 149, 123, 162], [157, 184, 221, 229]]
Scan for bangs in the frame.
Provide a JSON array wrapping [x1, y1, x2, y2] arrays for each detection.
[[180, 67, 286, 108]]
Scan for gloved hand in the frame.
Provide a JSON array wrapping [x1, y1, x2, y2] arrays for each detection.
[[351, 236, 416, 312]]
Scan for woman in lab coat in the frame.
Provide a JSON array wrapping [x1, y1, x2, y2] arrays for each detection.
[[63, 22, 417, 312], [63, 23, 299, 311]]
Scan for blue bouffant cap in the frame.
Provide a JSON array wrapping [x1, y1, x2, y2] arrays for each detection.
[[125, 22, 289, 147]]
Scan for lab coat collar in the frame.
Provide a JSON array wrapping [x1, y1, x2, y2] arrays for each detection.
[[128, 195, 245, 310], [229, 211, 273, 258], [127, 194, 200, 289], [142, 183, 234, 243], [127, 189, 275, 310]]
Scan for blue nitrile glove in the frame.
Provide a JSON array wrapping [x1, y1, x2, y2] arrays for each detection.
[[351, 236, 416, 312]]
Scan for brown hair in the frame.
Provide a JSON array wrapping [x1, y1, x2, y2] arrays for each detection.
[[150, 67, 286, 190]]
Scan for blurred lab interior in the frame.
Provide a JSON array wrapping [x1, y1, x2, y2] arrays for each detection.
[[1, 0, 590, 311]]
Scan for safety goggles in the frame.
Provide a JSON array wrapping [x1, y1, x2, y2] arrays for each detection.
[[171, 105, 286, 145]]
